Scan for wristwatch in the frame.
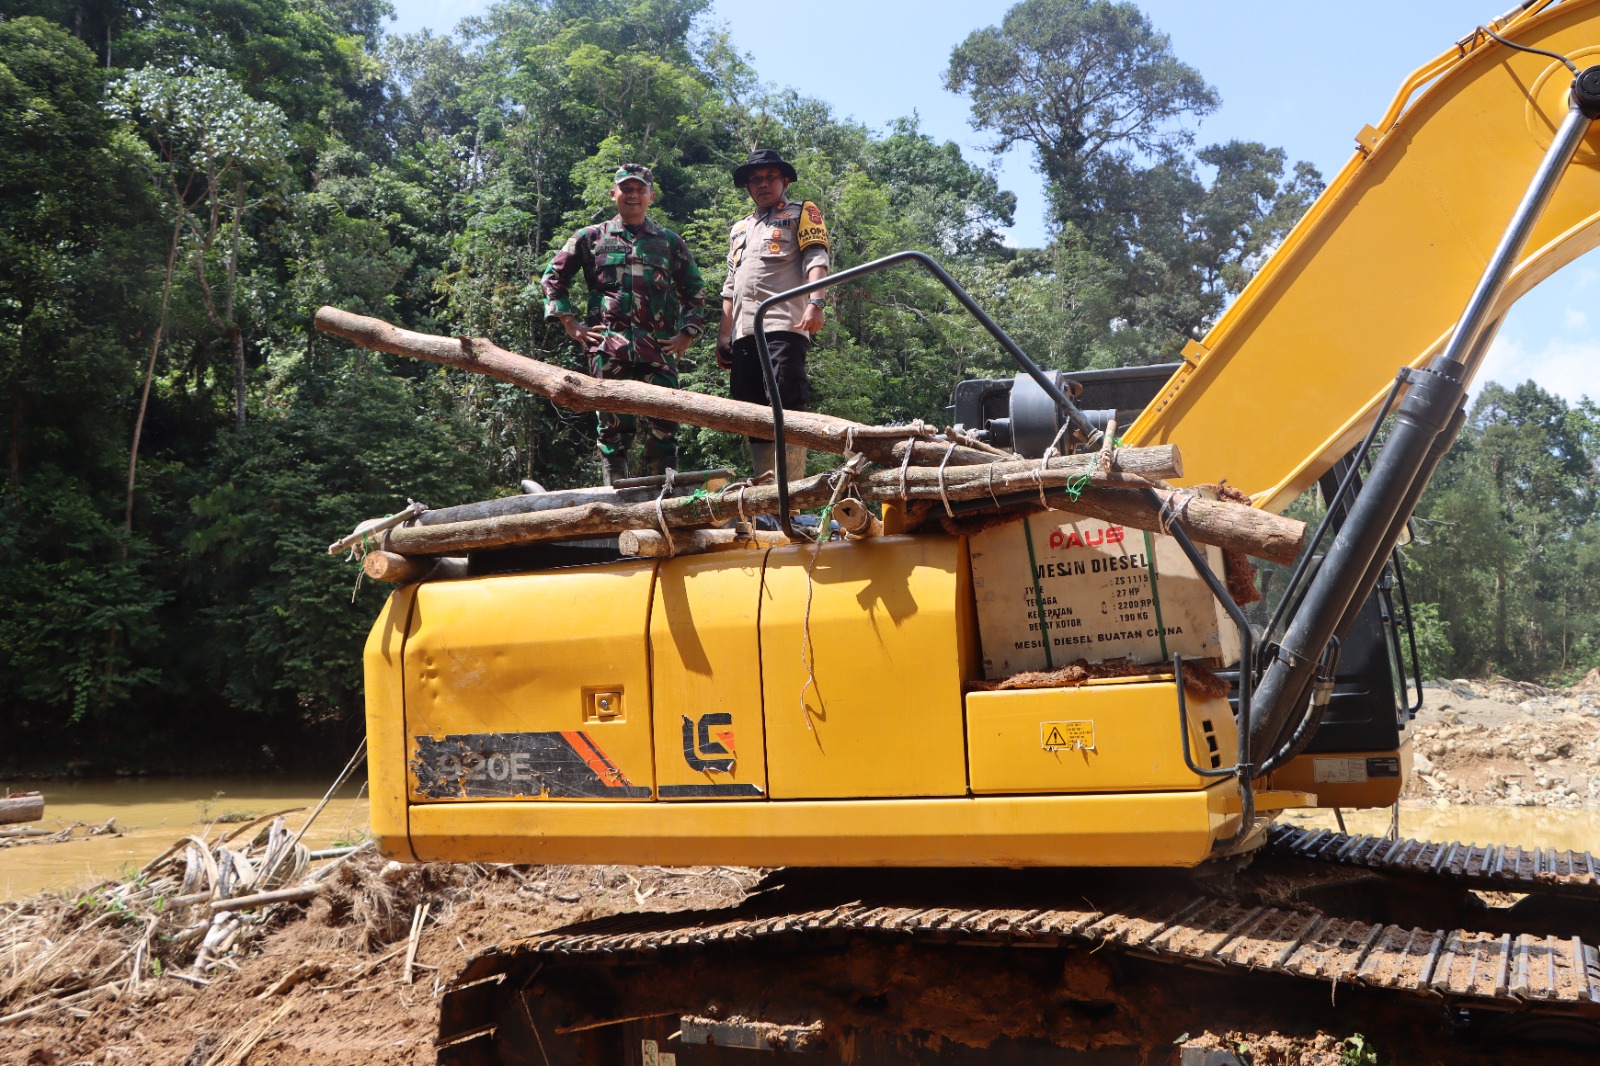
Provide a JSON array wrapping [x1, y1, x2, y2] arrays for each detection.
[[807, 295, 825, 307]]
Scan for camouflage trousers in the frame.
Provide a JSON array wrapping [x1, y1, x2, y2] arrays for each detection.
[[588, 337, 679, 472]]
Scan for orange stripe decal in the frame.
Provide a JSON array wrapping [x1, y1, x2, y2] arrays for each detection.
[[560, 730, 636, 789]]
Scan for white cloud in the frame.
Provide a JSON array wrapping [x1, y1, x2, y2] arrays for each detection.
[[1478, 335, 1599, 404], [1564, 307, 1588, 330]]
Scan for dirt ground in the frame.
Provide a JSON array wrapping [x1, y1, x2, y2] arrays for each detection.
[[4, 674, 1598, 1066], [1403, 673, 1600, 807]]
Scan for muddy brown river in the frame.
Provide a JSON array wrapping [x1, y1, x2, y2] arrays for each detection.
[[0, 776, 370, 900], [3, 774, 1595, 902]]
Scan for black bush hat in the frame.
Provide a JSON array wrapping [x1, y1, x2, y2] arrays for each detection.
[[733, 148, 798, 187]]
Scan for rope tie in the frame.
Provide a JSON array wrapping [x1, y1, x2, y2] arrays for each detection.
[[715, 469, 772, 527], [896, 438, 916, 503], [1157, 489, 1198, 535], [812, 453, 868, 544], [1033, 421, 1074, 510], [653, 468, 678, 556], [937, 441, 959, 518], [798, 453, 868, 728]]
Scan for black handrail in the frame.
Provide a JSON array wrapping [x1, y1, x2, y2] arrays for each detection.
[[751, 250, 1100, 537]]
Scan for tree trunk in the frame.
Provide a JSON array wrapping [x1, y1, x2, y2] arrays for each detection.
[[231, 325, 245, 428], [313, 307, 1007, 468], [8, 395, 22, 508], [0, 793, 44, 825], [126, 211, 185, 548], [227, 179, 244, 427]]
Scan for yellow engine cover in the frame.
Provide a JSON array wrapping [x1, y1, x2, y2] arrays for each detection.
[[366, 535, 1295, 868], [403, 562, 659, 802], [966, 681, 1238, 794], [757, 536, 978, 799], [651, 549, 770, 800]]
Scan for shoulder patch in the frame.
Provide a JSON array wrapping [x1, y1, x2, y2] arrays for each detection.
[[796, 200, 829, 252]]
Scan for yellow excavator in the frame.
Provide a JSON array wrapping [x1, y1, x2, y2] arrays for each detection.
[[349, 2, 1600, 1061]]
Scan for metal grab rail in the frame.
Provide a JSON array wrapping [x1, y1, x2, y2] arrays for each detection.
[[750, 250, 1100, 538]]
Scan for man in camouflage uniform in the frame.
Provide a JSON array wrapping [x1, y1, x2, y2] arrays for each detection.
[[716, 148, 831, 481], [542, 163, 706, 483]]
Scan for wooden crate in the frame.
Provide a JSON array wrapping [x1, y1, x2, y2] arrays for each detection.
[[968, 510, 1241, 680]]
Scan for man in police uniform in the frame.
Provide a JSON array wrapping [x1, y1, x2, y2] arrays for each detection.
[[542, 163, 706, 484], [715, 148, 830, 480]]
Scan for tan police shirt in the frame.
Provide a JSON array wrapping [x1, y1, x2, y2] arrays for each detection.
[[722, 199, 831, 341]]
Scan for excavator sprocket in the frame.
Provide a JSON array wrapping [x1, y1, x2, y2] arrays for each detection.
[[437, 831, 1600, 1065]]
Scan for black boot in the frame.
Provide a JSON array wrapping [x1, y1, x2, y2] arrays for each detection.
[[601, 450, 630, 486]]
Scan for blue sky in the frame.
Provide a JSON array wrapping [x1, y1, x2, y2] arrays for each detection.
[[384, 0, 1597, 403]]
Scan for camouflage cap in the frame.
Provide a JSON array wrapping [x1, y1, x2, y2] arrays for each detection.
[[614, 163, 654, 187]]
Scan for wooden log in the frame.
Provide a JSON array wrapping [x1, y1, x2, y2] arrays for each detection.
[[208, 883, 321, 914], [417, 472, 735, 526], [618, 528, 790, 557], [362, 551, 434, 584], [314, 307, 1001, 467], [383, 452, 1154, 556], [833, 499, 882, 538], [385, 453, 1304, 564], [361, 552, 469, 584], [1035, 487, 1305, 566], [0, 793, 43, 826], [0, 827, 50, 839]]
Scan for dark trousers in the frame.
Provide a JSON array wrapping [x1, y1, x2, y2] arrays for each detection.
[[729, 331, 810, 444]]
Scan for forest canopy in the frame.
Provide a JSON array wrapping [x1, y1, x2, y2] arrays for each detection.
[[1, 0, 1595, 772]]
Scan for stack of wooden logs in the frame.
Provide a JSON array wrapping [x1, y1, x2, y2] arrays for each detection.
[[314, 307, 1305, 579]]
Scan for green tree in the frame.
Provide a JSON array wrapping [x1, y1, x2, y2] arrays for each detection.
[[946, 0, 1321, 360], [185, 359, 494, 734], [945, 0, 1217, 235], [110, 0, 393, 151], [0, 18, 167, 733], [1407, 382, 1600, 678], [108, 63, 296, 582]]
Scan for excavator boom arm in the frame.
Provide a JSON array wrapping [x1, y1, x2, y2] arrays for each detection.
[[1127, 0, 1600, 512]]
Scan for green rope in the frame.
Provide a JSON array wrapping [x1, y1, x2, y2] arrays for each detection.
[[1061, 473, 1091, 502]]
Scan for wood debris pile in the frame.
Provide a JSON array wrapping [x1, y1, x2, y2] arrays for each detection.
[[0, 811, 371, 1028]]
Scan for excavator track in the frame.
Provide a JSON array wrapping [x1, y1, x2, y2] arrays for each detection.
[[438, 832, 1600, 1065], [1264, 825, 1600, 895]]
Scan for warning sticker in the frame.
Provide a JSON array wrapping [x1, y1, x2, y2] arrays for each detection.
[[1040, 720, 1095, 752], [641, 1040, 676, 1066]]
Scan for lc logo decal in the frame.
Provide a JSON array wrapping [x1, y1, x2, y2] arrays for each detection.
[[681, 713, 735, 773]]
